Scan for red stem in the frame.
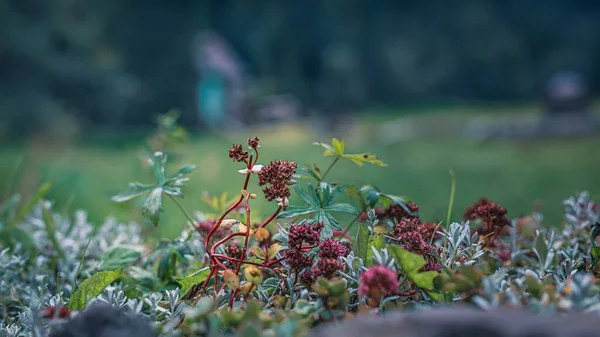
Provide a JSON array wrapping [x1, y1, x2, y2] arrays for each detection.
[[256, 205, 282, 230], [234, 197, 252, 275], [204, 173, 251, 251]]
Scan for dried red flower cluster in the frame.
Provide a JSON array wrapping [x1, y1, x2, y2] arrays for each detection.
[[228, 144, 249, 163], [357, 202, 419, 223], [287, 223, 322, 250], [224, 246, 244, 268], [300, 258, 344, 284], [284, 249, 314, 270], [387, 202, 420, 223], [284, 222, 350, 284], [389, 217, 441, 272], [359, 265, 399, 301], [257, 160, 298, 201], [463, 197, 511, 239], [196, 220, 231, 246], [390, 217, 435, 256], [247, 137, 260, 149], [285, 222, 322, 271], [318, 238, 351, 259], [40, 306, 72, 319]]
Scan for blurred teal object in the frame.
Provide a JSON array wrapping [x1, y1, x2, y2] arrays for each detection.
[[198, 70, 226, 128]]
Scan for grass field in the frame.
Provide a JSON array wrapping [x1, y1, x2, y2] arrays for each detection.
[[1, 104, 599, 238]]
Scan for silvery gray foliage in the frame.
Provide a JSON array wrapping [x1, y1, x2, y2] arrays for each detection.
[[0, 201, 145, 334], [0, 323, 21, 337], [164, 289, 184, 319], [96, 285, 129, 309], [563, 191, 599, 231], [439, 222, 485, 269], [371, 247, 395, 269]]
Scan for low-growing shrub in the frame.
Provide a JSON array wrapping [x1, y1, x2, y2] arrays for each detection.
[[0, 132, 599, 337]]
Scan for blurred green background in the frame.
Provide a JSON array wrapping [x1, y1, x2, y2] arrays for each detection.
[[2, 104, 598, 238], [1, 1, 599, 238]]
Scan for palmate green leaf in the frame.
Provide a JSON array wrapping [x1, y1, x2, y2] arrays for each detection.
[[313, 141, 336, 157], [110, 183, 155, 203], [143, 187, 163, 226], [323, 203, 358, 215], [99, 245, 143, 271], [359, 185, 381, 207], [380, 193, 411, 212], [278, 183, 353, 236], [149, 151, 168, 185], [177, 267, 211, 297], [173, 164, 197, 176], [315, 209, 341, 233], [314, 139, 387, 167], [112, 151, 196, 226], [359, 184, 411, 213], [387, 245, 444, 303], [68, 269, 124, 311], [331, 138, 345, 156], [324, 184, 347, 205], [293, 184, 320, 208], [277, 205, 315, 219], [342, 153, 387, 167]]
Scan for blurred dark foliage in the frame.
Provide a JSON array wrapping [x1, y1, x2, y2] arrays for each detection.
[[2, 0, 600, 135]]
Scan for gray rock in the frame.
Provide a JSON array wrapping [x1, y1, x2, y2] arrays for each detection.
[[50, 303, 157, 337], [310, 307, 600, 337]]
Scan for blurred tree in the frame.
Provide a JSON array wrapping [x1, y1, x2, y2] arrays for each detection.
[[2, 0, 600, 136]]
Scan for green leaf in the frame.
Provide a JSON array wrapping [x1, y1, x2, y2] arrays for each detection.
[[321, 225, 333, 239], [380, 193, 410, 212], [354, 224, 370, 262], [306, 164, 323, 181], [313, 142, 336, 157], [293, 185, 320, 208], [143, 187, 163, 226], [387, 245, 443, 302], [99, 245, 143, 271], [360, 185, 381, 208], [158, 249, 178, 282], [592, 247, 600, 264], [344, 185, 365, 210], [325, 184, 347, 206], [67, 269, 123, 311], [533, 233, 547, 265], [341, 153, 387, 167], [177, 267, 211, 297], [128, 266, 157, 290], [111, 182, 155, 203], [314, 209, 341, 231], [365, 234, 385, 267], [324, 203, 358, 215], [173, 164, 197, 176], [331, 138, 345, 156], [277, 205, 315, 219], [149, 152, 168, 184]]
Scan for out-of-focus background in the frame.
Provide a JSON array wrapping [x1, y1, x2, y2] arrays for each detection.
[[1, 0, 599, 238]]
